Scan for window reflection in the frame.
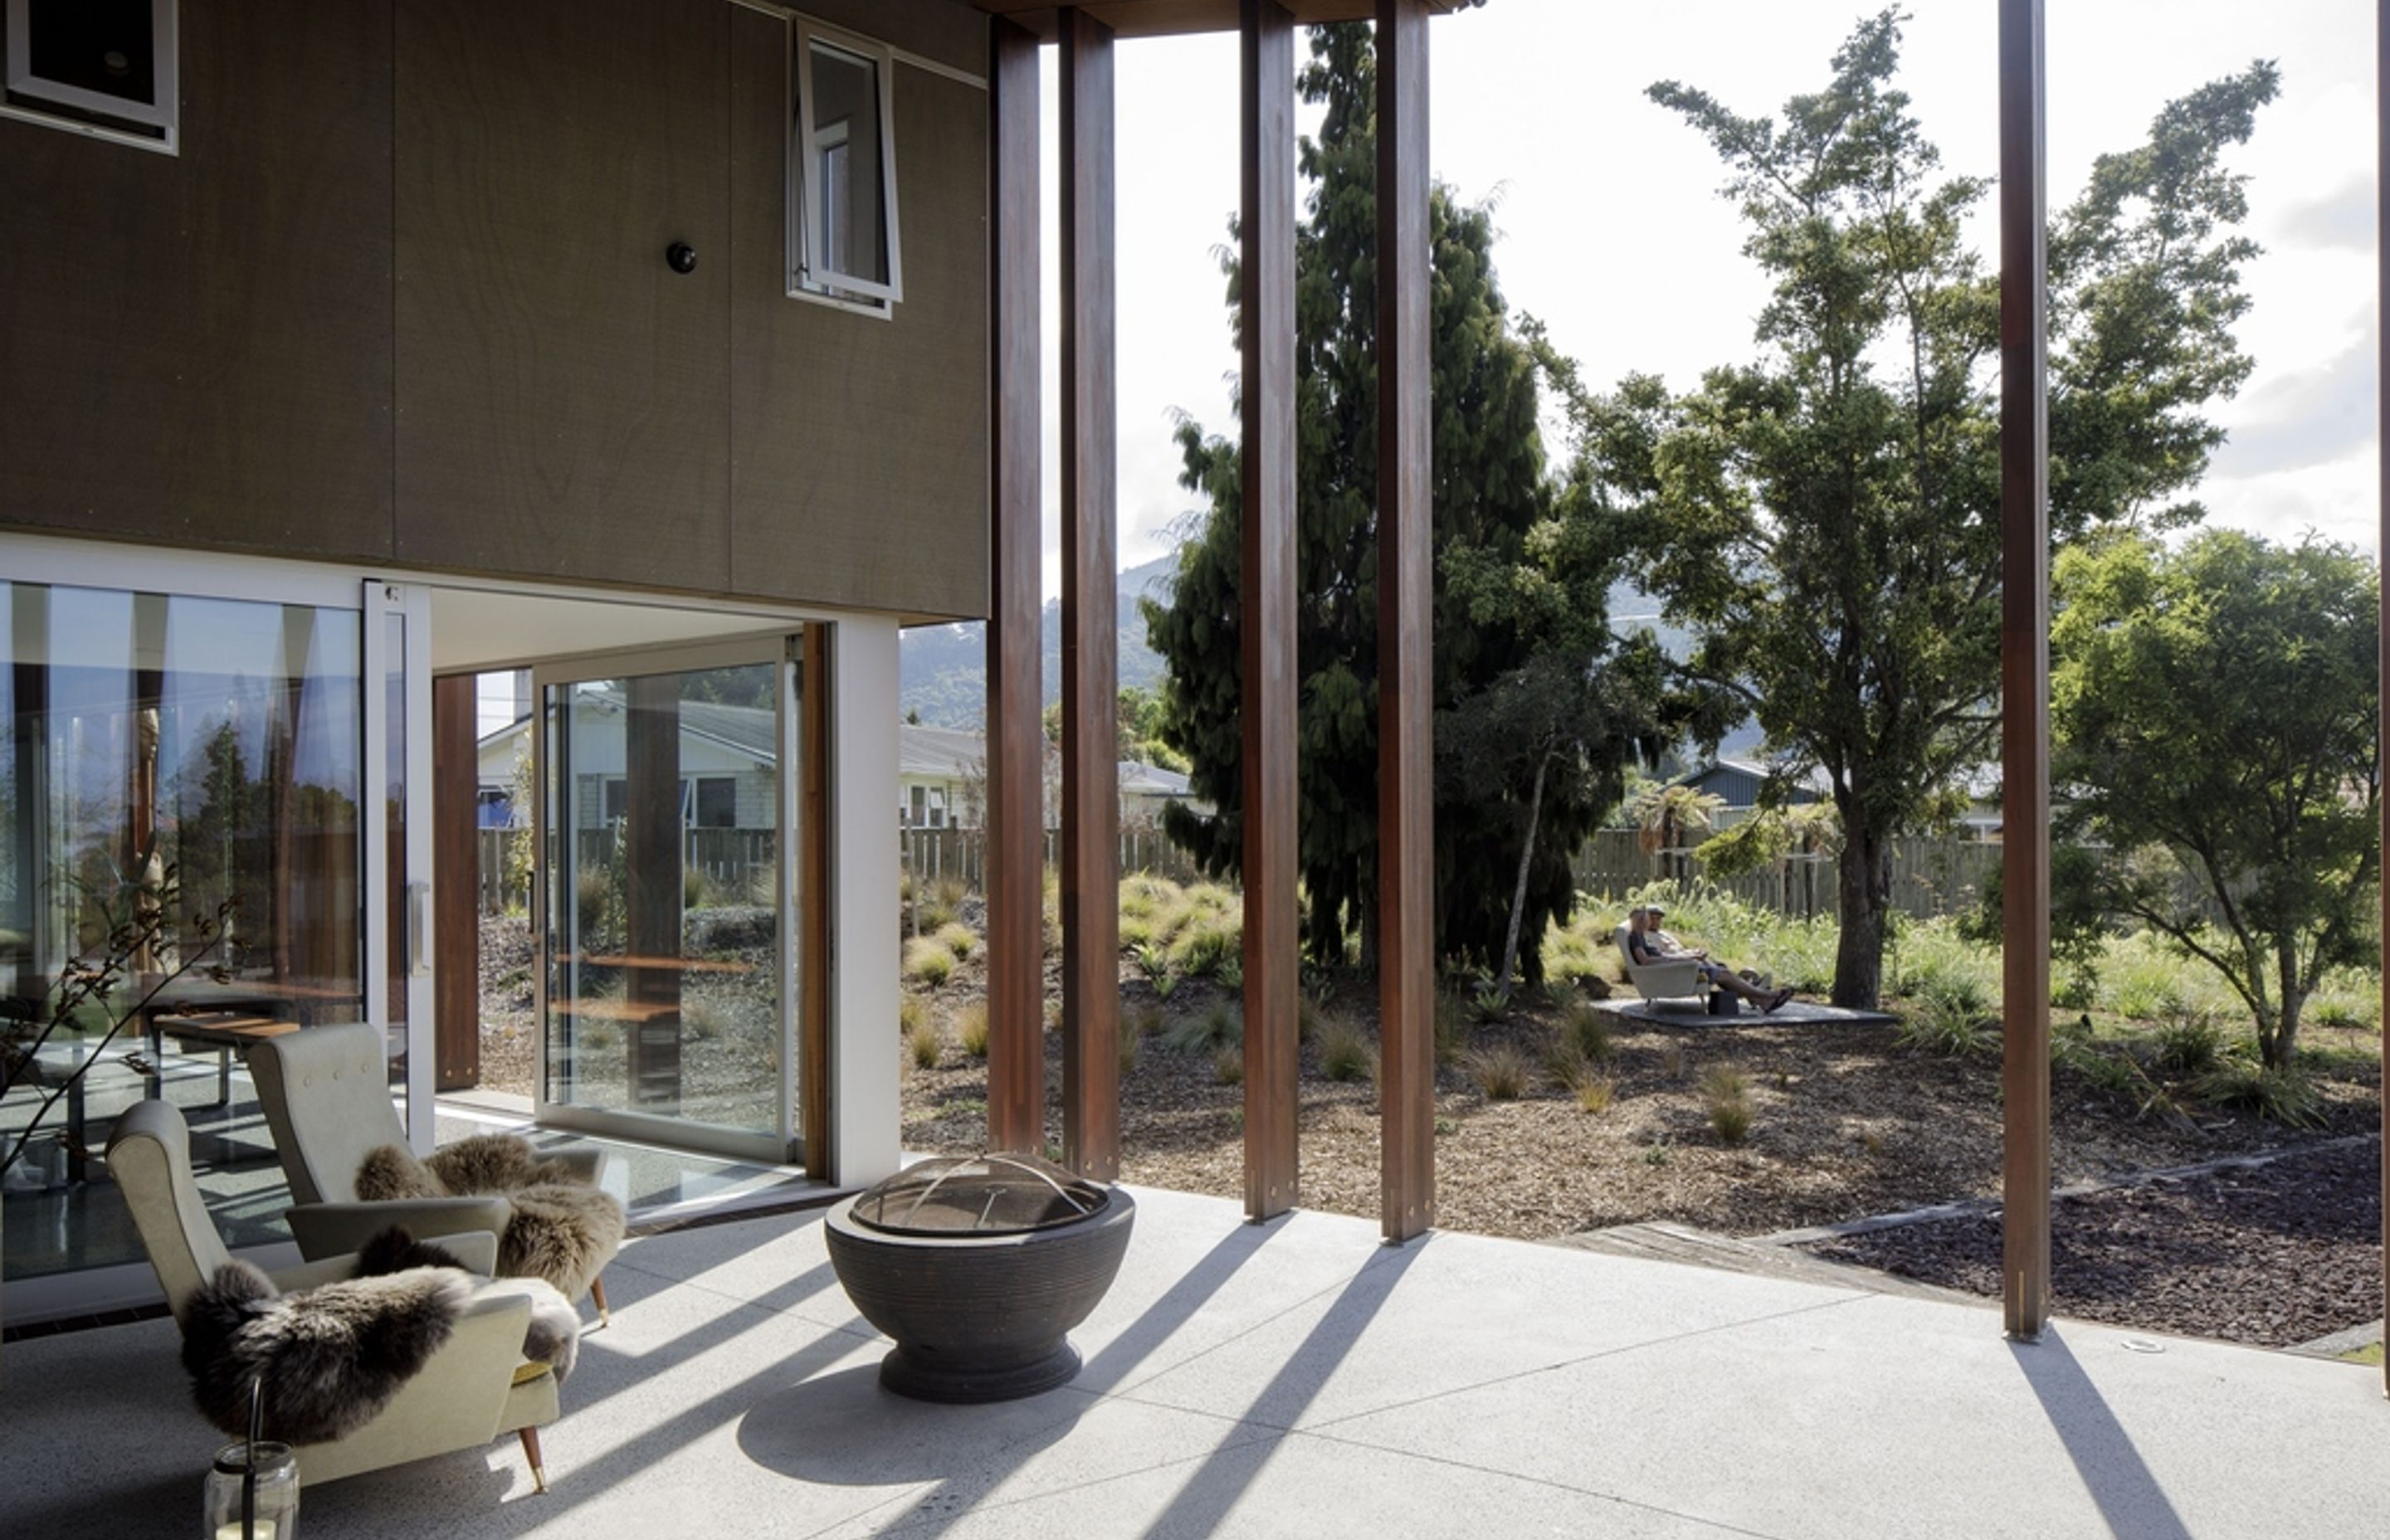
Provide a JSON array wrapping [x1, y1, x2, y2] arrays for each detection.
[[1, 580, 363, 1022]]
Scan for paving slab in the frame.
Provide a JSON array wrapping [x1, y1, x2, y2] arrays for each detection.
[[3, 1181, 2382, 1540], [1600, 997, 1898, 1028]]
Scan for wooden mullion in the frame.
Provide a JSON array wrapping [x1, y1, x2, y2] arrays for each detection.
[[986, 17, 1045, 1155], [1997, 0, 2052, 1342], [1375, 0, 1433, 1244], [1061, 8, 1122, 1181], [1238, 0, 1300, 1221]]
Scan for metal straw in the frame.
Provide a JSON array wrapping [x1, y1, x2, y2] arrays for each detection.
[[244, 1377, 261, 1540]]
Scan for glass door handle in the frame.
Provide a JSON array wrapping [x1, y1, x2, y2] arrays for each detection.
[[407, 880, 432, 978]]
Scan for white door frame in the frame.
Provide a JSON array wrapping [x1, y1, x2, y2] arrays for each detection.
[[363, 580, 437, 1149]]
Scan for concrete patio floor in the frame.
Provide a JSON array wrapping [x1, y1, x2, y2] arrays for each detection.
[[7, 1183, 2385, 1538]]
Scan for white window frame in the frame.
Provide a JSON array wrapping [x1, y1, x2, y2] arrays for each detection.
[[2, 0, 178, 154], [790, 17, 901, 308]]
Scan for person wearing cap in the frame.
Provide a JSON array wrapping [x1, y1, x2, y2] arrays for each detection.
[[1627, 904, 1794, 1012]]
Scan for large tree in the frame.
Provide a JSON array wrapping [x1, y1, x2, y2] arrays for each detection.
[[1146, 23, 1649, 978], [1559, 11, 2276, 1005], [2051, 530, 2379, 1070]]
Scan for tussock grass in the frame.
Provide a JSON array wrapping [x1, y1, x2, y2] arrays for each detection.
[[1317, 1014, 1376, 1083], [1558, 1001, 1612, 1064], [934, 922, 978, 960], [1465, 1043, 1533, 1101], [953, 1000, 991, 1058], [903, 937, 955, 987], [906, 1025, 944, 1070], [1700, 1065, 1753, 1143], [1894, 991, 1994, 1057], [1574, 1075, 1617, 1114]]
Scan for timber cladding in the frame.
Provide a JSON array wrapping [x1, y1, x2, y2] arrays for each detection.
[[0, 0, 397, 561], [730, 10, 991, 621], [1, 0, 991, 624]]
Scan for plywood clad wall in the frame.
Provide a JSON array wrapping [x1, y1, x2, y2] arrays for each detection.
[[0, 0, 396, 559], [2, 0, 993, 622], [729, 13, 992, 620], [394, 0, 733, 590]]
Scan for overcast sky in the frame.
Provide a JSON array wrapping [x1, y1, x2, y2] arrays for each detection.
[[1036, 0, 2379, 597]]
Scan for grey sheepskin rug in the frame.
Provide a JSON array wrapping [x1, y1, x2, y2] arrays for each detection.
[[355, 1138, 624, 1302], [181, 1260, 471, 1445], [355, 1226, 580, 1379]]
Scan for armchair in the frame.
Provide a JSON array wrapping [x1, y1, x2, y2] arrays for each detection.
[[1614, 924, 1706, 1006], [246, 1022, 616, 1318], [105, 1099, 559, 1489]]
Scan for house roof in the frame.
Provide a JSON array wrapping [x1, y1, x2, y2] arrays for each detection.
[[968, 0, 1485, 41], [1671, 758, 1833, 803], [901, 724, 986, 779], [1119, 759, 1191, 797]]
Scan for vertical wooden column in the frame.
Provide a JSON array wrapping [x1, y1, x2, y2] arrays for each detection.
[[986, 17, 1045, 1156], [1061, 9, 1121, 1182], [1376, 0, 1434, 1245], [432, 674, 480, 1090], [625, 673, 683, 1112], [798, 626, 832, 1175], [2374, 0, 2389, 1403], [1241, 0, 1300, 1221], [1997, 0, 2052, 1342]]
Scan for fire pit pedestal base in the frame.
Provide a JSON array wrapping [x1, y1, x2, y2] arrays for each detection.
[[825, 1175, 1136, 1406]]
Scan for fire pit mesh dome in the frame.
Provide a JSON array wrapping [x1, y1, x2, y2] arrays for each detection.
[[851, 1153, 1108, 1236]]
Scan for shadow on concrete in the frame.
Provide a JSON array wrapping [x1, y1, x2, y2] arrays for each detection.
[[1131, 1235, 1427, 1540], [796, 1209, 1296, 1536], [2009, 1327, 2195, 1540], [738, 1362, 1078, 1486]]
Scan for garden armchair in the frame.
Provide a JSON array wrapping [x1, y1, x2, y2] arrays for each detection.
[[246, 1022, 617, 1317], [1614, 924, 1706, 1006], [105, 1099, 561, 1489]]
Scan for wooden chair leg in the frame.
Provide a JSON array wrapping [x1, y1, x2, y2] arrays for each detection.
[[519, 1426, 548, 1494], [590, 1273, 610, 1325]]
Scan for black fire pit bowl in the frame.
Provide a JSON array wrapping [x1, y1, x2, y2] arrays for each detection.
[[826, 1153, 1137, 1403]]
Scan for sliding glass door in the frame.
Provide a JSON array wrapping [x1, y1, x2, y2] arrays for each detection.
[[533, 638, 804, 1162]]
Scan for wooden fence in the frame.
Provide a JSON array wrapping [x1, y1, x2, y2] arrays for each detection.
[[477, 827, 778, 914], [479, 825, 1207, 914], [1567, 829, 2002, 921], [482, 823, 2007, 922]]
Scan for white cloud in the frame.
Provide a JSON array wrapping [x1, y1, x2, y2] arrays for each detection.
[[1037, 0, 2377, 596]]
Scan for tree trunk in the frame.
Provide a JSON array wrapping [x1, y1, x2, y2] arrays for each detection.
[[1832, 819, 1890, 1009], [2264, 936, 2304, 1071], [1493, 755, 1548, 1000]]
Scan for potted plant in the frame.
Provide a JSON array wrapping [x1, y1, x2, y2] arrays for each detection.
[[2, 863, 239, 1328]]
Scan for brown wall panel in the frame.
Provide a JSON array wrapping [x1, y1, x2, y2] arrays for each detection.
[[730, 17, 991, 621], [0, 0, 395, 559], [396, 0, 732, 592], [808, 0, 988, 80]]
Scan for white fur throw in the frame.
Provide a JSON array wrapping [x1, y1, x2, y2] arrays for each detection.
[[180, 1260, 471, 1445]]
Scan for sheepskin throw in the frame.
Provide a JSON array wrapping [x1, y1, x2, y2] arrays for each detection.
[[354, 1137, 625, 1303], [498, 1182, 622, 1303], [181, 1260, 470, 1445], [353, 1226, 580, 1379]]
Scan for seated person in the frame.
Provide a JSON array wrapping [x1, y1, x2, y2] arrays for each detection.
[[1627, 904, 1794, 1013]]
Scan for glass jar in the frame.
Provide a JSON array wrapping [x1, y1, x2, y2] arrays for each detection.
[[202, 1440, 300, 1540]]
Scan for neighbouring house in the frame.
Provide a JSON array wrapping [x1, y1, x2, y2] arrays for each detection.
[[1669, 758, 2000, 840]]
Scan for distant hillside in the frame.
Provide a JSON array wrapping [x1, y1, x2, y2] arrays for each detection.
[[900, 553, 1175, 730], [903, 557, 1758, 758]]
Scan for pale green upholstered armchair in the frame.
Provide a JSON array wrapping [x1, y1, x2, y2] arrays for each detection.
[[1614, 924, 1706, 1005], [244, 1022, 615, 1317], [105, 1099, 561, 1489]]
